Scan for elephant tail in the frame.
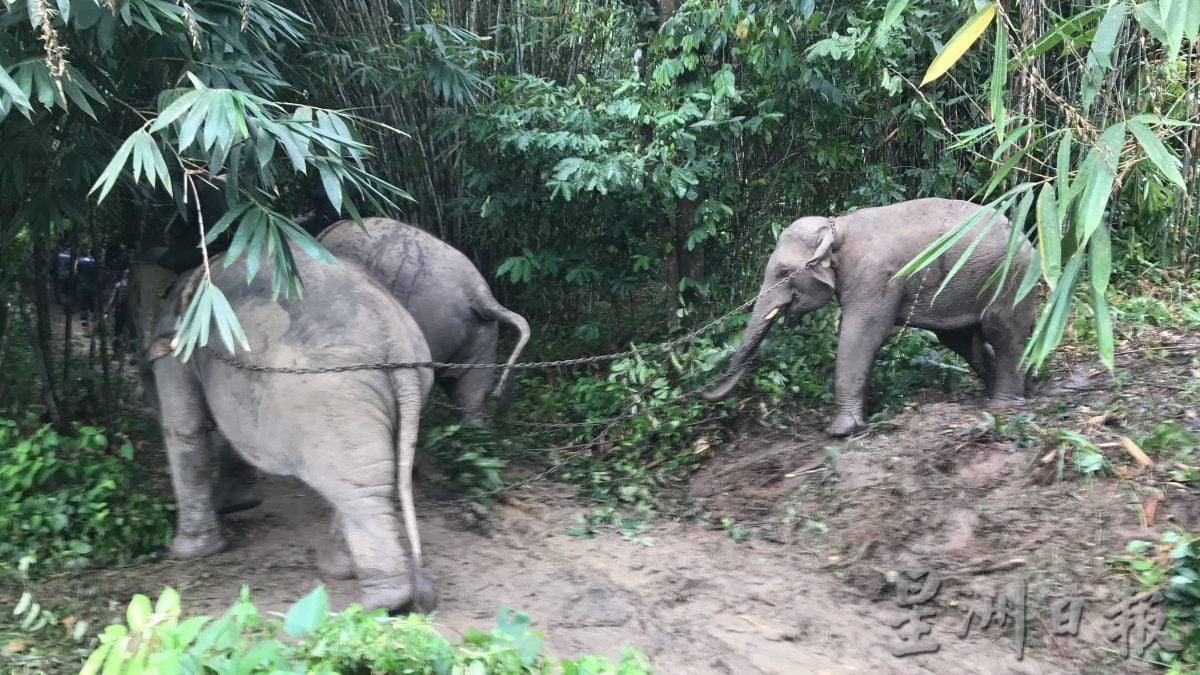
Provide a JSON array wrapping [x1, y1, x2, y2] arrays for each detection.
[[392, 368, 437, 612], [471, 292, 531, 419]]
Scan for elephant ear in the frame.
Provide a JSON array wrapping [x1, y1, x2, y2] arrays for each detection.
[[804, 223, 836, 290]]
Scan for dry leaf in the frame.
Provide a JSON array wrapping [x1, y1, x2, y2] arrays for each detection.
[[1120, 436, 1154, 469], [4, 641, 27, 653], [62, 615, 77, 631], [692, 438, 711, 455], [1085, 414, 1107, 426], [1115, 465, 1133, 479], [1142, 491, 1163, 527]]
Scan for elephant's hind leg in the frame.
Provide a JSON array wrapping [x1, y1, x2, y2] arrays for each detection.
[[303, 460, 417, 613], [934, 328, 996, 396]]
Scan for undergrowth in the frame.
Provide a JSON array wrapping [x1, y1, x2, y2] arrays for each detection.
[[423, 297, 973, 509], [80, 586, 651, 674], [0, 416, 173, 575], [1111, 530, 1200, 672]]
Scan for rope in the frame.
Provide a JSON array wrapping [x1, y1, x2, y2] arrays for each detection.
[[198, 268, 805, 375]]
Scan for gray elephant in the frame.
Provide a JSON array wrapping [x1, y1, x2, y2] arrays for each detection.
[[703, 198, 1036, 436], [314, 217, 531, 421], [130, 251, 263, 515], [140, 245, 437, 612]]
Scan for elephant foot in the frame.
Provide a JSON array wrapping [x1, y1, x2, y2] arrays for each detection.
[[826, 411, 866, 437], [359, 573, 438, 614], [988, 393, 1026, 409], [316, 542, 355, 580], [170, 530, 226, 559]]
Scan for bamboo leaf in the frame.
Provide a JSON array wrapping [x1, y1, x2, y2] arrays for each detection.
[[984, 187, 1035, 303], [89, 132, 140, 201], [1036, 184, 1062, 290], [933, 201, 1007, 301], [921, 3, 997, 86], [1129, 120, 1185, 188], [1133, 2, 1168, 44], [149, 89, 203, 133], [1074, 122, 1126, 247], [990, 18, 1008, 143], [1089, 221, 1116, 369], [0, 66, 32, 111], [1023, 253, 1085, 368]]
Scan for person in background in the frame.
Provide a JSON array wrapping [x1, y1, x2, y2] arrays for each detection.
[[74, 247, 99, 330], [106, 268, 130, 349], [52, 241, 72, 306]]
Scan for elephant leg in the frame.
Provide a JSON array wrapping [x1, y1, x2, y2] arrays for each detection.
[[443, 325, 499, 423], [303, 462, 420, 612], [316, 514, 355, 580], [934, 328, 995, 395], [980, 312, 1027, 406], [445, 367, 492, 424], [827, 307, 898, 437], [154, 359, 226, 558], [212, 438, 263, 515]]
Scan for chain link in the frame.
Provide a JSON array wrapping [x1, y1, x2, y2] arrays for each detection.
[[200, 268, 805, 374]]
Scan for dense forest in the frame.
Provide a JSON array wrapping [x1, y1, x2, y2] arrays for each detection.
[[1, 0, 1199, 672]]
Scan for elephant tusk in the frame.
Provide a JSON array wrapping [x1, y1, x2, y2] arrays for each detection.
[[764, 307, 781, 321]]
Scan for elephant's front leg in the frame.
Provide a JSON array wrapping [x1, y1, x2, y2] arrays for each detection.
[[154, 359, 226, 558], [827, 307, 897, 437]]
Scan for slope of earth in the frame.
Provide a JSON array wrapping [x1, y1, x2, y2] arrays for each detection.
[[691, 328, 1200, 673]]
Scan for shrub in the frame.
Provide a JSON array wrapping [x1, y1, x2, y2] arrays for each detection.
[[83, 586, 653, 674], [0, 416, 173, 573]]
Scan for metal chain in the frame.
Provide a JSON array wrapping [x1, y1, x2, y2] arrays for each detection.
[[200, 268, 805, 375]]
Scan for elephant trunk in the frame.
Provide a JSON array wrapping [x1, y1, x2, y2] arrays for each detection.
[[702, 291, 789, 402]]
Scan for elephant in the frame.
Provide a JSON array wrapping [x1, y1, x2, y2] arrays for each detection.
[[703, 198, 1037, 437], [138, 244, 437, 613], [129, 250, 264, 515], [312, 217, 531, 421]]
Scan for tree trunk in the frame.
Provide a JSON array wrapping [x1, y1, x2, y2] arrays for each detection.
[[21, 303, 60, 426]]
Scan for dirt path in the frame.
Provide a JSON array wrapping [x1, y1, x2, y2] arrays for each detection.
[[96, 474, 1074, 675]]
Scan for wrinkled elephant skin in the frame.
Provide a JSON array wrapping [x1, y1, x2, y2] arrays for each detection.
[[146, 245, 437, 613], [703, 198, 1037, 437]]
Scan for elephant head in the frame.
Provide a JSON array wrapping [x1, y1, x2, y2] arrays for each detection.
[[702, 217, 838, 402]]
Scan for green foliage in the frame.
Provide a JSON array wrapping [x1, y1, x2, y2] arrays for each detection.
[[421, 422, 509, 498], [0, 416, 173, 573], [1112, 530, 1200, 670], [83, 586, 653, 674]]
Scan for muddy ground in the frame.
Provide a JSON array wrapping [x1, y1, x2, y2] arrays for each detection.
[[3, 321, 1198, 674]]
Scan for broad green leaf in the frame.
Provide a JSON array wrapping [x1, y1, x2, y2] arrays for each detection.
[[933, 200, 1008, 300], [1129, 120, 1185, 188], [1074, 122, 1125, 246], [126, 594, 151, 631], [1162, 0, 1186, 57], [1008, 7, 1104, 69], [984, 187, 1035, 303], [283, 587, 329, 637], [89, 132, 140, 201], [990, 19, 1008, 143], [1082, 2, 1128, 111], [1036, 184, 1061, 289], [1023, 253, 1085, 368], [1187, 0, 1200, 45], [1133, 2, 1168, 44], [876, 0, 908, 46], [921, 3, 997, 86], [1089, 273, 1115, 372], [149, 89, 203, 132], [0, 66, 31, 111], [154, 587, 181, 618]]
